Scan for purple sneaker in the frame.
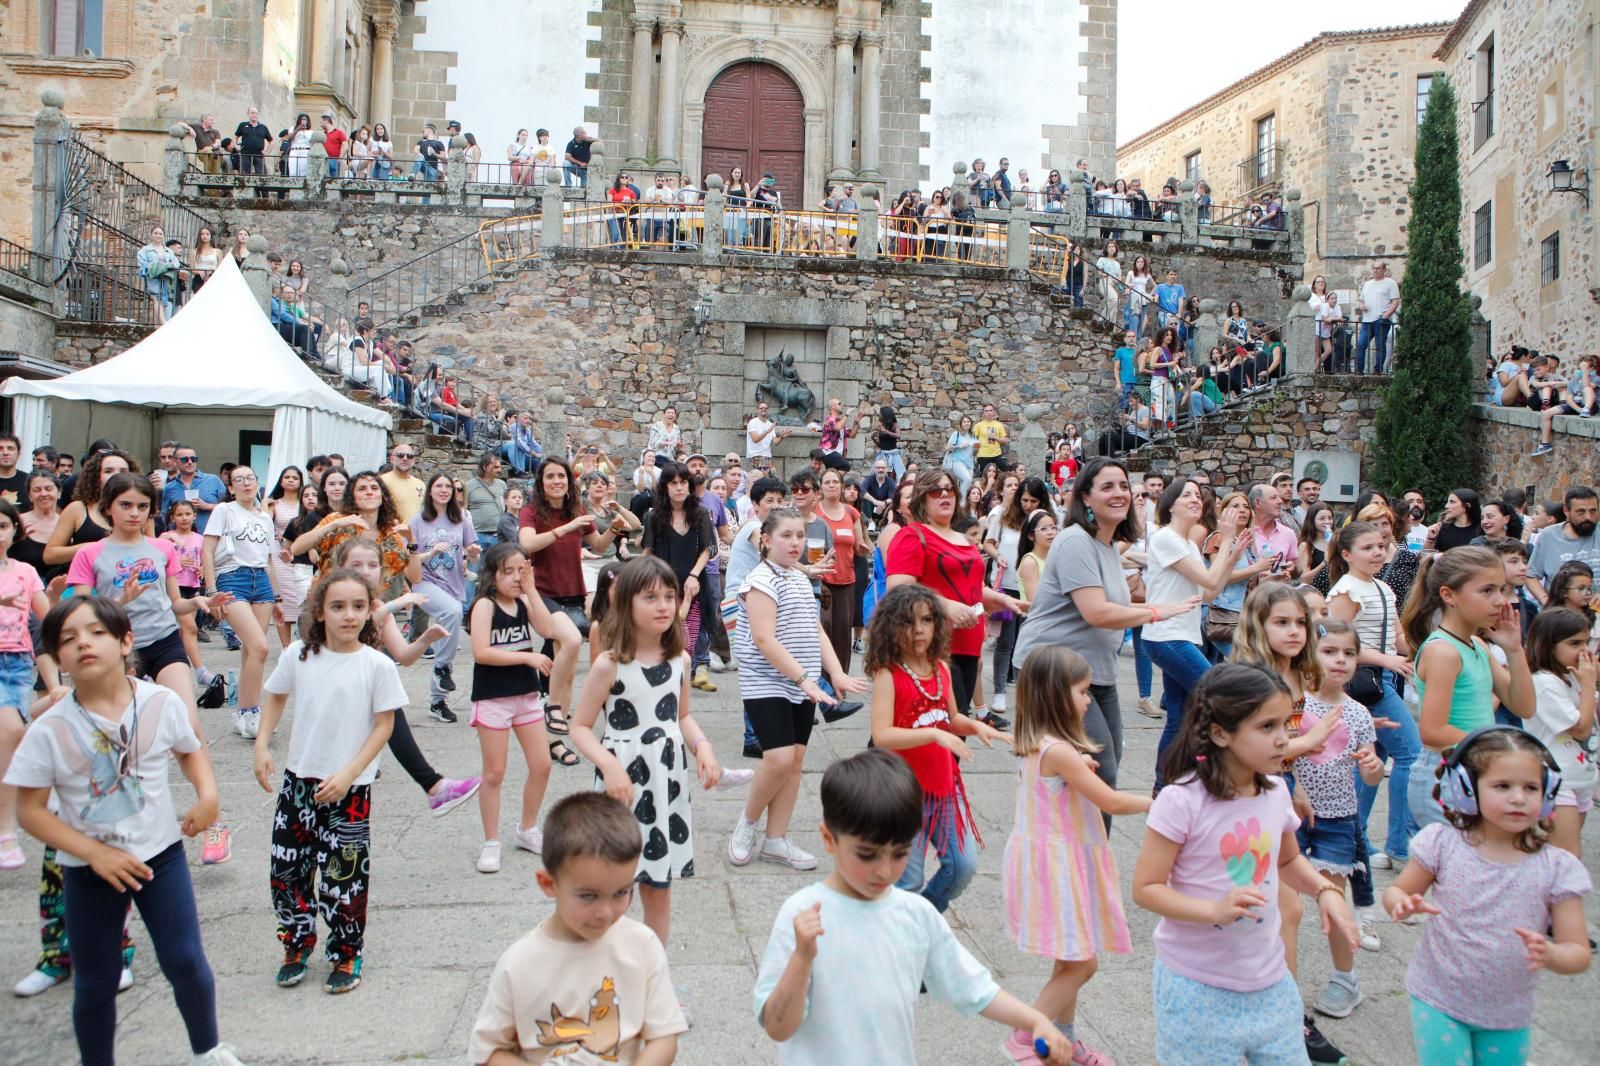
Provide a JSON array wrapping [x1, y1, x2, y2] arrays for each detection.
[[428, 776, 482, 817]]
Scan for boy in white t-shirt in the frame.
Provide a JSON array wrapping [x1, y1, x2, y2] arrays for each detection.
[[753, 749, 1070, 1065], [469, 792, 687, 1064]]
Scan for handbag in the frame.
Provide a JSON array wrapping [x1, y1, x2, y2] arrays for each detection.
[[542, 594, 591, 639], [1203, 606, 1240, 645], [1345, 582, 1390, 707]]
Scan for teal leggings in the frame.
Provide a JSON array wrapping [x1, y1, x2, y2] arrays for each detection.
[[1410, 996, 1530, 1065]]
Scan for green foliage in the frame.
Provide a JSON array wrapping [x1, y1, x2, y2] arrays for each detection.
[[1373, 75, 1477, 501]]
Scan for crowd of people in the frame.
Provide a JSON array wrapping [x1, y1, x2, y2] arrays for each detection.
[[0, 406, 1595, 1066], [1485, 344, 1599, 458]]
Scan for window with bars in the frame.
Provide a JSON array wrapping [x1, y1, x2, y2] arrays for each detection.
[[1541, 232, 1561, 285], [1474, 202, 1492, 269], [1473, 37, 1496, 148]]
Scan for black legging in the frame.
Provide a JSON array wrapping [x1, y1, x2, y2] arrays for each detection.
[[949, 653, 980, 713], [387, 709, 442, 794]]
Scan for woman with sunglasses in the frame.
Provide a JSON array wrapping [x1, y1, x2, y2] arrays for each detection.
[[885, 470, 1024, 729]]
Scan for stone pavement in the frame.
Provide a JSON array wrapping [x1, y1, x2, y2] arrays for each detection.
[[3, 634, 1598, 1066]]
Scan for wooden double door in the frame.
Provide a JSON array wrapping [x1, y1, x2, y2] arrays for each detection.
[[701, 61, 805, 207]]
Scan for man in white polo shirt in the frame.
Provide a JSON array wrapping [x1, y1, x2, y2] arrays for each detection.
[[1355, 262, 1401, 374]]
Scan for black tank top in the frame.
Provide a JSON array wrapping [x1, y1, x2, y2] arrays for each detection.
[[11, 534, 65, 584], [69, 508, 110, 546], [470, 597, 541, 702]]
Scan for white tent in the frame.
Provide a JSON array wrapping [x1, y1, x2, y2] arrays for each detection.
[[3, 256, 391, 486]]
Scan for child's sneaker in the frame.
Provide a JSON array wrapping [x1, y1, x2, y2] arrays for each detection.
[[275, 950, 309, 987], [1357, 907, 1382, 951], [1303, 1013, 1348, 1064], [712, 768, 755, 791], [427, 776, 481, 817], [514, 826, 543, 854], [325, 957, 362, 994], [13, 967, 67, 997], [759, 837, 817, 870], [1367, 850, 1393, 870], [1313, 975, 1362, 1018], [1071, 1040, 1115, 1066], [193, 1045, 247, 1065], [1000, 1030, 1045, 1064], [1531, 442, 1554, 457], [433, 664, 456, 691], [0, 833, 25, 869], [200, 824, 231, 865], [728, 817, 760, 866], [428, 699, 458, 724], [476, 840, 502, 873]]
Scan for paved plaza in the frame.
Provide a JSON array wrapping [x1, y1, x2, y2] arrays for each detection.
[[4, 634, 1598, 1065]]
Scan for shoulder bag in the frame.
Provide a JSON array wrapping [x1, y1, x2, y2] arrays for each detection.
[[1345, 582, 1389, 707]]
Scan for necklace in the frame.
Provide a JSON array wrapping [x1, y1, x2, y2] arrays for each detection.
[[1438, 625, 1477, 649], [897, 661, 943, 703]]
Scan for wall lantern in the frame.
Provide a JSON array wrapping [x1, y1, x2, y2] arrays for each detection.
[[1546, 160, 1590, 208], [692, 294, 714, 334]]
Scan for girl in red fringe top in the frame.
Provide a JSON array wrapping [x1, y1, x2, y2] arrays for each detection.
[[867, 583, 1010, 912]]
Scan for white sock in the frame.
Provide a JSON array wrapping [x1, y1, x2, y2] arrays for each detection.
[[1333, 968, 1357, 987]]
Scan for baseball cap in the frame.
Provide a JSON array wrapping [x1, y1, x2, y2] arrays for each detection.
[[686, 453, 707, 463]]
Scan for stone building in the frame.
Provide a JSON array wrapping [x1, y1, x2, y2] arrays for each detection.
[[1114, 22, 1451, 286], [1436, 0, 1598, 360]]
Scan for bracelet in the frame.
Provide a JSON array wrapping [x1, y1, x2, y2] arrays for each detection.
[[1316, 883, 1343, 900]]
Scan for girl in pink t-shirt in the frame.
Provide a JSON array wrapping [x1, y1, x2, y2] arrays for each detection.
[[1385, 727, 1591, 1066], [159, 500, 206, 684], [1132, 662, 1358, 1066]]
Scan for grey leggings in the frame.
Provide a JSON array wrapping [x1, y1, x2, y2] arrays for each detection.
[[1083, 681, 1125, 829]]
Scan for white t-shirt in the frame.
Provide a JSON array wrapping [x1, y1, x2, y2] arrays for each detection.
[[1143, 526, 1203, 644], [1528, 671, 1598, 794], [263, 642, 407, 785], [746, 415, 776, 460], [1328, 573, 1397, 656], [4, 681, 199, 866], [753, 882, 999, 1066], [985, 510, 1024, 592], [1359, 276, 1400, 323], [207, 500, 275, 572]]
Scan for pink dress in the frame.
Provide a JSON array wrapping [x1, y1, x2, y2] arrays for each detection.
[[268, 500, 303, 622], [1002, 737, 1131, 960]]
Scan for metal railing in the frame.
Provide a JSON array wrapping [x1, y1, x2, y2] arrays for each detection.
[[0, 236, 48, 283], [1235, 145, 1281, 197], [58, 256, 163, 326], [347, 225, 500, 329], [1472, 91, 1495, 148], [54, 136, 216, 257]]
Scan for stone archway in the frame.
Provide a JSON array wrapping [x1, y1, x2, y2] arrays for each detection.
[[702, 62, 805, 207], [681, 37, 829, 207]]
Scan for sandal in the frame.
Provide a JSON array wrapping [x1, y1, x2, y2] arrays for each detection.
[[548, 739, 580, 767], [544, 705, 571, 736]]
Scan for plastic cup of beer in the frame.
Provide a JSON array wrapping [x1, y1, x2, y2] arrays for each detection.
[[806, 538, 826, 564]]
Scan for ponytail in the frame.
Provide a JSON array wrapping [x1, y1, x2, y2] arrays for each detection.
[[1158, 662, 1289, 800], [1326, 520, 1379, 588], [1399, 545, 1501, 653]]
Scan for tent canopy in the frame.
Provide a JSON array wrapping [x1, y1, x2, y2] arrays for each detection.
[[3, 255, 391, 481]]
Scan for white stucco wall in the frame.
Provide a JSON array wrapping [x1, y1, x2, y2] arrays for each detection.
[[921, 0, 1090, 188], [414, 0, 601, 158]]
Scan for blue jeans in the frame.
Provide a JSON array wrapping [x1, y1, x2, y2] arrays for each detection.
[[412, 160, 438, 181], [564, 164, 588, 187], [1146, 638, 1212, 786], [874, 449, 906, 479], [64, 842, 217, 1065], [1353, 677, 1421, 860], [1189, 392, 1220, 418], [1408, 749, 1449, 834], [896, 792, 979, 912], [1355, 318, 1392, 373], [1118, 380, 1136, 411], [1130, 625, 1153, 699], [372, 160, 391, 180]]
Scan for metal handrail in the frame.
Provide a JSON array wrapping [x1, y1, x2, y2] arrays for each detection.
[[347, 225, 499, 329], [0, 235, 48, 281]]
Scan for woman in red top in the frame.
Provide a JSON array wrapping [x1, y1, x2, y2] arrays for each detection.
[[606, 173, 638, 245], [867, 583, 1007, 912], [816, 468, 867, 672], [886, 469, 1025, 729], [517, 456, 621, 765]]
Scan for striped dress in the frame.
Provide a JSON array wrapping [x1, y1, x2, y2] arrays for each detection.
[[1002, 737, 1132, 960]]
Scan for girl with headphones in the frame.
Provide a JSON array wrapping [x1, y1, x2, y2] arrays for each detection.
[[1385, 727, 1591, 1066]]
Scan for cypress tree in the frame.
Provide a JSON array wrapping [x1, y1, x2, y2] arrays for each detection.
[[1373, 75, 1475, 500]]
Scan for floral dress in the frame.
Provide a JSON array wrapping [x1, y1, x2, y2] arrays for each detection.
[[311, 514, 411, 601], [596, 654, 693, 888]]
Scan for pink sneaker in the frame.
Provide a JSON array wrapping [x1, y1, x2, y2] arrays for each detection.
[[0, 833, 25, 870], [427, 776, 482, 817], [1072, 1039, 1116, 1066], [200, 824, 231, 865], [1000, 1030, 1044, 1065]]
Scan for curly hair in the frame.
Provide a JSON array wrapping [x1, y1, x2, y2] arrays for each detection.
[[864, 584, 950, 675], [298, 567, 381, 660], [74, 449, 139, 509], [340, 470, 401, 535], [1159, 662, 1290, 799]]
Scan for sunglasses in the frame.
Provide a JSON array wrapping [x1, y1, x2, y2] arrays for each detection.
[[178, 456, 198, 463], [928, 486, 957, 499], [392, 452, 416, 459]]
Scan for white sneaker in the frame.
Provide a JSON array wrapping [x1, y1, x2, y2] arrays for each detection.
[[233, 708, 260, 740], [728, 817, 760, 866], [709, 654, 729, 673], [1358, 911, 1381, 952], [13, 968, 66, 997], [193, 1046, 247, 1066], [1368, 851, 1393, 870], [514, 826, 543, 854], [232, 709, 250, 738], [118, 966, 133, 992], [992, 693, 1007, 712], [759, 837, 818, 870], [476, 840, 502, 873], [713, 768, 755, 791]]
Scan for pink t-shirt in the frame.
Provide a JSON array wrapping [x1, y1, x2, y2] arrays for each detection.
[[1406, 823, 1591, 1030], [161, 531, 204, 588], [1146, 774, 1300, 992], [0, 559, 43, 654]]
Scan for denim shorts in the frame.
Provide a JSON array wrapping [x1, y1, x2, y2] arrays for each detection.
[[0, 651, 35, 714], [1297, 812, 1361, 875], [216, 566, 274, 605]]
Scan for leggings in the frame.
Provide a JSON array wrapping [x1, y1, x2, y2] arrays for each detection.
[[412, 579, 464, 702], [949, 653, 980, 713], [992, 609, 1021, 698], [1083, 681, 1125, 831], [388, 708, 443, 794], [63, 842, 218, 1065], [1409, 996, 1530, 1065], [821, 581, 855, 673]]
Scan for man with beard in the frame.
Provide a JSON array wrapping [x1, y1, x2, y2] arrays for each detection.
[[1527, 485, 1600, 605]]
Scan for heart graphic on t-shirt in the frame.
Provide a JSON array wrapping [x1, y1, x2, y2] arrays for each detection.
[[1218, 817, 1272, 887]]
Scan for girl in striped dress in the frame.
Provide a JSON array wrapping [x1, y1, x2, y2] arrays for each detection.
[[1001, 645, 1152, 1066]]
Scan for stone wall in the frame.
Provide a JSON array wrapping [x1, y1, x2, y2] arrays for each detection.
[[1440, 0, 1597, 362], [1469, 404, 1600, 501], [388, 0, 460, 151], [1115, 24, 1449, 287]]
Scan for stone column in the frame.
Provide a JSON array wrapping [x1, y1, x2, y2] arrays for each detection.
[[1065, 172, 1088, 239], [829, 30, 856, 179], [701, 174, 724, 263], [627, 14, 655, 164], [1006, 194, 1031, 273], [1285, 187, 1305, 265], [446, 134, 467, 204], [163, 125, 188, 197], [31, 90, 70, 290], [242, 235, 273, 314], [1179, 179, 1198, 243], [326, 257, 352, 321], [1194, 299, 1221, 365], [307, 131, 329, 200], [858, 33, 883, 180], [655, 19, 684, 168], [369, 12, 399, 129], [541, 168, 565, 252], [587, 141, 607, 203], [855, 186, 880, 262], [310, 0, 340, 86], [1285, 285, 1317, 379], [1018, 404, 1050, 475], [543, 386, 569, 464]]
